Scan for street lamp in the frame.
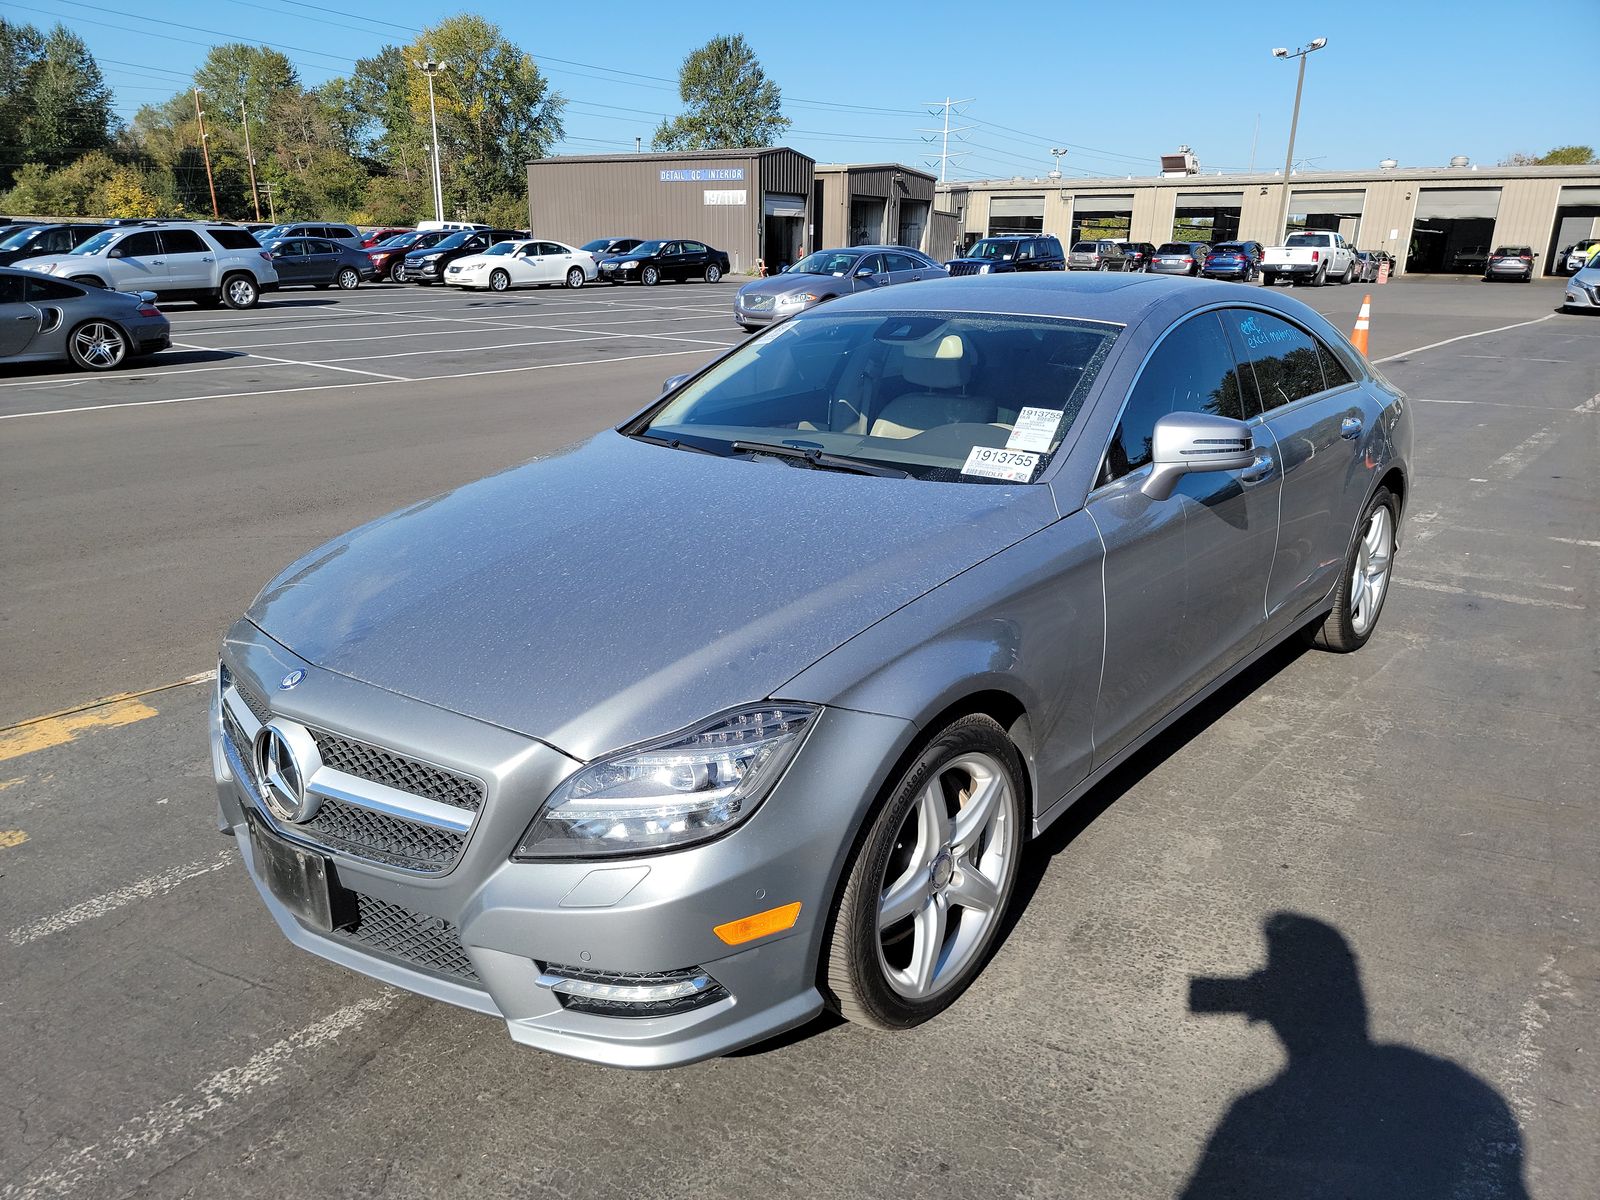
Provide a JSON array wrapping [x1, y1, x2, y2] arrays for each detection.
[[1271, 37, 1327, 244], [1048, 147, 1067, 180], [415, 57, 445, 223]]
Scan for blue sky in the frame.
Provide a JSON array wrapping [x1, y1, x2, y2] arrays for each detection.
[[9, 0, 1595, 179]]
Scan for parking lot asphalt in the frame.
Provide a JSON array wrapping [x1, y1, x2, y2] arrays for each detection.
[[1, 274, 1596, 1198]]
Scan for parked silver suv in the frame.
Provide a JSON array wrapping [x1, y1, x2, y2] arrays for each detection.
[[19, 221, 279, 308]]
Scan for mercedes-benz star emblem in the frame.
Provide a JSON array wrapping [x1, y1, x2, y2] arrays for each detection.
[[279, 669, 305, 690], [252, 722, 322, 824]]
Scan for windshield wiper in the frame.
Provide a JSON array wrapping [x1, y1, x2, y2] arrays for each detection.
[[730, 440, 910, 479], [627, 431, 720, 455]]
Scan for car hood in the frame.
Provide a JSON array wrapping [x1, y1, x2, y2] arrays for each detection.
[[949, 257, 1014, 267], [11, 255, 83, 275], [247, 431, 1057, 760], [601, 252, 655, 265], [737, 274, 847, 298]]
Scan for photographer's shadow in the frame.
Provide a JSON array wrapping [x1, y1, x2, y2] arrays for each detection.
[[1182, 913, 1529, 1199]]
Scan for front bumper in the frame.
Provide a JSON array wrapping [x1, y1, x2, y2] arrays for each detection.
[[1563, 282, 1598, 309], [211, 624, 913, 1067]]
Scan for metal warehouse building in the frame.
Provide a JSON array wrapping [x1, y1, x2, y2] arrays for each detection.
[[527, 149, 954, 273], [938, 163, 1600, 275]]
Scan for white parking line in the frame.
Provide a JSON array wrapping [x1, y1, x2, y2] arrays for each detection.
[[0, 346, 714, 421], [172, 342, 410, 382], [1371, 313, 1558, 363], [1393, 577, 1584, 610], [324, 325, 736, 364], [8, 849, 234, 945], [0, 994, 398, 1200], [1549, 536, 1600, 548]]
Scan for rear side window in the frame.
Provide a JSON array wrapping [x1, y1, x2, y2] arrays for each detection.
[[1157, 243, 1188, 254], [1221, 310, 1330, 413], [0, 274, 23, 302], [160, 229, 208, 254], [684, 241, 707, 254], [1071, 242, 1096, 253], [207, 228, 260, 250], [25, 276, 84, 300], [1104, 313, 1250, 482]]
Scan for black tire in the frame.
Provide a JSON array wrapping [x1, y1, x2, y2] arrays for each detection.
[[69, 276, 107, 290], [1340, 262, 1355, 284], [489, 269, 510, 292], [704, 263, 722, 284], [1309, 265, 1327, 288], [66, 319, 130, 371], [1261, 271, 1276, 287], [221, 273, 258, 309], [641, 265, 660, 286], [565, 266, 584, 289], [821, 713, 1026, 1030], [1309, 486, 1397, 653], [336, 267, 360, 290]]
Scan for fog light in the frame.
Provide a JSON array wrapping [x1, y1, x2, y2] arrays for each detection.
[[537, 963, 728, 1018], [539, 974, 712, 1003]]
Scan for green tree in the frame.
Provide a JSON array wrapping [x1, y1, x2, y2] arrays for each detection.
[[653, 35, 789, 151], [21, 25, 116, 167], [192, 43, 298, 128], [1538, 145, 1597, 165]]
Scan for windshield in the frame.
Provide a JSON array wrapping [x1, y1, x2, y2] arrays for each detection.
[[638, 311, 1119, 483], [1492, 247, 1529, 257], [790, 250, 862, 275], [431, 231, 474, 250], [72, 230, 119, 255], [1285, 233, 1330, 247], [581, 238, 613, 252], [376, 233, 414, 249], [1210, 243, 1243, 254], [965, 240, 1015, 261], [0, 227, 41, 250], [627, 240, 664, 256], [482, 242, 518, 256], [254, 226, 289, 243], [1156, 243, 1191, 254]]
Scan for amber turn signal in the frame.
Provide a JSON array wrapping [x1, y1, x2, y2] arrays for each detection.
[[713, 901, 802, 946]]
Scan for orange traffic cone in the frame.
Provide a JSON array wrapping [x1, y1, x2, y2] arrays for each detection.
[[1350, 294, 1371, 357]]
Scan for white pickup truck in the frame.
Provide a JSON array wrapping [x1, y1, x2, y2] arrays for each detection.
[[1261, 231, 1357, 286]]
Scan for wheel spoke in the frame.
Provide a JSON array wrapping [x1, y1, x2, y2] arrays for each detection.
[[907, 896, 948, 996], [945, 861, 1000, 915], [916, 778, 953, 856], [950, 768, 1004, 856], [879, 865, 925, 927]]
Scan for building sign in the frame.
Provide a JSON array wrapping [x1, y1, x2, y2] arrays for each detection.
[[704, 190, 747, 206], [660, 167, 744, 182]]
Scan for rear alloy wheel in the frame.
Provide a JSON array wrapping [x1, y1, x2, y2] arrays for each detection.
[[389, 262, 406, 283], [565, 266, 584, 289], [641, 266, 660, 286], [336, 267, 360, 290], [704, 263, 722, 284], [822, 713, 1024, 1029], [489, 269, 510, 292], [1310, 486, 1396, 652], [67, 321, 129, 371], [222, 273, 259, 309]]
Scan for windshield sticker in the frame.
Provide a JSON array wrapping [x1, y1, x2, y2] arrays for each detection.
[[1006, 407, 1065, 453], [962, 445, 1039, 483]]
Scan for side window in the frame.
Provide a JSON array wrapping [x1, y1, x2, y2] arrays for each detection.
[[1315, 337, 1354, 390], [119, 232, 162, 257], [207, 228, 259, 250], [71, 227, 104, 247], [1014, 241, 1035, 261], [1043, 239, 1062, 258], [884, 252, 921, 272], [684, 241, 707, 254], [41, 229, 71, 253], [856, 253, 886, 275], [0, 274, 24, 303], [1103, 313, 1250, 483], [160, 229, 209, 254], [537, 242, 564, 256], [1221, 309, 1328, 413], [25, 276, 83, 301]]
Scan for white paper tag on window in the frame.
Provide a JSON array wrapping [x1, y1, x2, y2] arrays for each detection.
[[1006, 407, 1065, 453], [961, 445, 1039, 482]]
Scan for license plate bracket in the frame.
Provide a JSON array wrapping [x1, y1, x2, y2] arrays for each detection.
[[247, 813, 356, 934]]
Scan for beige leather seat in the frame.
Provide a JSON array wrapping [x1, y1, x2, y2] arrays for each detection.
[[869, 333, 994, 439]]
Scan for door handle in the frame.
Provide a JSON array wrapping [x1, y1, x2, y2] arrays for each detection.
[[201, 256, 213, 262], [1340, 416, 1364, 440], [16, 314, 35, 321], [151, 259, 164, 265], [1238, 454, 1276, 483]]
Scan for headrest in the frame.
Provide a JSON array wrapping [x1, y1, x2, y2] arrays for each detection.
[[899, 330, 971, 389]]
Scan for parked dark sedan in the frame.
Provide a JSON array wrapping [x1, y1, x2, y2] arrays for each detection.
[[1200, 241, 1264, 282], [1122, 242, 1158, 272], [264, 237, 377, 289], [1150, 242, 1213, 277], [582, 237, 644, 259], [598, 239, 731, 286], [368, 230, 449, 282], [946, 235, 1065, 276], [402, 228, 525, 285], [0, 222, 110, 267]]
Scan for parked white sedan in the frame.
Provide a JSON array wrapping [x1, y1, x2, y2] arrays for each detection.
[[445, 240, 598, 291]]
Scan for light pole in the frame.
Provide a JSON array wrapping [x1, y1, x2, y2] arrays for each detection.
[[1271, 37, 1326, 244], [239, 76, 262, 222], [192, 87, 220, 219], [1048, 147, 1067, 180], [415, 58, 445, 223]]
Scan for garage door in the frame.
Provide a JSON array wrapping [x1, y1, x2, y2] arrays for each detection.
[[1415, 188, 1500, 219], [988, 196, 1044, 235], [763, 194, 806, 218]]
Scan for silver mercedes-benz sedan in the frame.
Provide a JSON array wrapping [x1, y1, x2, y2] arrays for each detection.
[[212, 273, 1411, 1068], [0, 265, 170, 370]]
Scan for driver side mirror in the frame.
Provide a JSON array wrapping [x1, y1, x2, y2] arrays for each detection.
[[107, 247, 124, 259], [1141, 412, 1256, 501], [855, 267, 876, 278]]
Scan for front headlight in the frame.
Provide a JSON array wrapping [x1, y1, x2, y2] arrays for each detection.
[[621, 260, 640, 270], [774, 292, 817, 309], [978, 263, 992, 274], [513, 705, 817, 859]]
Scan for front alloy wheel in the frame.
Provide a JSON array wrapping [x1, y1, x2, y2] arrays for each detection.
[[67, 321, 129, 371], [641, 266, 660, 286], [705, 264, 722, 284], [489, 269, 510, 292], [823, 714, 1024, 1029]]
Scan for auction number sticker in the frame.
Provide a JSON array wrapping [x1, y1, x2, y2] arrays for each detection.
[[962, 445, 1039, 482], [1006, 407, 1065, 453]]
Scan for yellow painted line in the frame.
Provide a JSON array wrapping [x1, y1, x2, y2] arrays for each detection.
[[0, 776, 24, 791], [0, 830, 29, 850], [0, 671, 214, 763]]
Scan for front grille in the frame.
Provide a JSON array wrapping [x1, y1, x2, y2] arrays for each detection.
[[332, 893, 480, 985], [948, 261, 980, 277], [744, 294, 773, 311], [311, 731, 484, 812], [219, 662, 485, 873]]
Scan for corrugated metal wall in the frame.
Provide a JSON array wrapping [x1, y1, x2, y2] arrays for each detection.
[[815, 166, 939, 252]]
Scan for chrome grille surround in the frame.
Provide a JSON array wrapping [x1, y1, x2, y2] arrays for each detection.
[[947, 261, 981, 277], [218, 660, 485, 875]]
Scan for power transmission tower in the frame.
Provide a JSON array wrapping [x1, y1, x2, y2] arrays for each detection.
[[919, 97, 974, 183]]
